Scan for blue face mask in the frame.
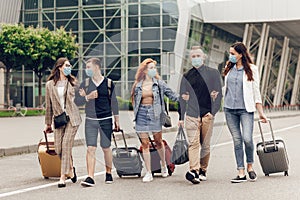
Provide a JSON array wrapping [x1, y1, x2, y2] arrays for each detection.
[[147, 68, 156, 78], [229, 54, 237, 63], [85, 68, 94, 77], [192, 57, 202, 67], [63, 67, 72, 76]]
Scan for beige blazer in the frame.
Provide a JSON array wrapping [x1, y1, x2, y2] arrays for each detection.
[[45, 80, 82, 127]]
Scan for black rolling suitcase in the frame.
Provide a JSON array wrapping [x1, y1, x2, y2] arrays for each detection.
[[112, 129, 143, 178], [256, 119, 289, 176]]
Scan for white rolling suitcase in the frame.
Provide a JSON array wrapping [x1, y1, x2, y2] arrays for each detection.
[[256, 119, 289, 176]]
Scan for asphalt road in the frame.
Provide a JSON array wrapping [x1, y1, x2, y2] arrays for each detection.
[[0, 115, 300, 200]]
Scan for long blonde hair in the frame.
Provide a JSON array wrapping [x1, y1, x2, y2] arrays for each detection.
[[130, 58, 160, 104]]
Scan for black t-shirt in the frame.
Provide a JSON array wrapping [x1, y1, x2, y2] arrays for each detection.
[[74, 77, 119, 119]]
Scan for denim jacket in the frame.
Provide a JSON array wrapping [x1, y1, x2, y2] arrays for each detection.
[[133, 78, 179, 121]]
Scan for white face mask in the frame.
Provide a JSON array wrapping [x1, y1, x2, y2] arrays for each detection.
[[192, 57, 202, 67], [147, 68, 156, 78]]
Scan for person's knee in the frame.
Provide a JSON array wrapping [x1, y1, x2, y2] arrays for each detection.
[[87, 146, 96, 155], [154, 139, 163, 149], [141, 141, 149, 151], [102, 147, 111, 153]]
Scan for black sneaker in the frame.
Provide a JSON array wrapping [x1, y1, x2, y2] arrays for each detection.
[[248, 171, 257, 182], [185, 170, 200, 184], [231, 175, 247, 183], [199, 168, 207, 181], [105, 173, 113, 184], [81, 177, 95, 187]]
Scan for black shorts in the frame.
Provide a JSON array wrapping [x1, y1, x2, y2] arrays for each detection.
[[85, 118, 112, 148]]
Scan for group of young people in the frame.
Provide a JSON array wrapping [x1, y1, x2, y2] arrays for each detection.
[[44, 41, 267, 188]]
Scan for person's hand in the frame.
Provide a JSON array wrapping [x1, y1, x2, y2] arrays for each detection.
[[79, 88, 86, 97], [44, 124, 52, 133], [114, 120, 120, 131], [210, 90, 219, 101], [181, 92, 189, 101], [86, 90, 98, 100], [204, 112, 213, 118], [259, 113, 268, 123], [114, 116, 120, 131], [178, 120, 184, 128]]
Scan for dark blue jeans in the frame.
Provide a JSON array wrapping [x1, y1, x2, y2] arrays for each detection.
[[224, 108, 254, 170]]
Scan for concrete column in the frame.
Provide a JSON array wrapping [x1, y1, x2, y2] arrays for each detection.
[[120, 0, 128, 99], [243, 24, 253, 49], [290, 51, 300, 105], [261, 37, 275, 104], [242, 24, 249, 45], [256, 23, 269, 75], [0, 68, 4, 108], [168, 0, 192, 90], [274, 37, 289, 106], [77, 0, 83, 82]]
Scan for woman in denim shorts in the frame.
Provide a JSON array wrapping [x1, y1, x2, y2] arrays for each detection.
[[131, 58, 179, 182]]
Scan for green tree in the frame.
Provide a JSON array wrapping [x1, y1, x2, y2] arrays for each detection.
[[30, 27, 78, 106], [0, 24, 33, 107], [0, 24, 78, 107]]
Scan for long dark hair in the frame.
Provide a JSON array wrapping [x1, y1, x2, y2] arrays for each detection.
[[47, 57, 77, 86], [223, 42, 254, 81]]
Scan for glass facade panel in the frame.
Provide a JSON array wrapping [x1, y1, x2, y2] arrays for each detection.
[[140, 3, 160, 15], [141, 15, 160, 27], [56, 0, 78, 7], [129, 17, 139, 28], [129, 5, 138, 16], [42, 0, 54, 8], [141, 28, 160, 41], [20, 0, 179, 106], [24, 0, 38, 9]]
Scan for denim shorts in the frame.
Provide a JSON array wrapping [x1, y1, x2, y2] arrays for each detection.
[[85, 118, 112, 148], [135, 104, 162, 134]]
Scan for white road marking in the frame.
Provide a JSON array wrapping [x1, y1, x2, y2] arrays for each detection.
[[0, 170, 111, 198], [1, 123, 300, 198]]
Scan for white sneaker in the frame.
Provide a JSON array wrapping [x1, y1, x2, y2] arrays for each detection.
[[161, 164, 168, 178], [142, 172, 153, 183]]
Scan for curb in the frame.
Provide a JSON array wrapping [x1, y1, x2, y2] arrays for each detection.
[[1, 112, 300, 157]]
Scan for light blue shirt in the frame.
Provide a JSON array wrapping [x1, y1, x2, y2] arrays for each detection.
[[224, 65, 246, 109]]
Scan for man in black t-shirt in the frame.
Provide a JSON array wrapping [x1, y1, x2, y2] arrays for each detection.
[[179, 46, 222, 184], [75, 57, 120, 187]]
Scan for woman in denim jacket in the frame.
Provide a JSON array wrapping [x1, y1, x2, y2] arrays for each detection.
[[131, 58, 179, 182]]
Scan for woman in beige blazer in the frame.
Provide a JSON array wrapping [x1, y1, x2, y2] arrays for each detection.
[[44, 57, 82, 188]]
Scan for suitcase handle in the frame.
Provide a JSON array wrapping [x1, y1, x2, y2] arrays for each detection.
[[258, 119, 278, 151], [112, 129, 128, 152], [43, 130, 56, 155]]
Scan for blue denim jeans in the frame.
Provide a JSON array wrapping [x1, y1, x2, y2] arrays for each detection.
[[224, 108, 254, 170]]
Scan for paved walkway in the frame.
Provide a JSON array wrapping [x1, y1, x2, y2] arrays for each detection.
[[1, 110, 300, 156]]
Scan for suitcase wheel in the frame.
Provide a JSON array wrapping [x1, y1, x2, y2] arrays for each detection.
[[117, 171, 122, 178], [265, 174, 269, 176], [138, 173, 141, 177], [44, 176, 49, 179], [284, 171, 288, 176]]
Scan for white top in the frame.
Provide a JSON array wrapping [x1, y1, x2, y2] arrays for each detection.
[[57, 80, 67, 111]]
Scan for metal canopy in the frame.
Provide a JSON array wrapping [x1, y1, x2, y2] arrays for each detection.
[[212, 20, 300, 49]]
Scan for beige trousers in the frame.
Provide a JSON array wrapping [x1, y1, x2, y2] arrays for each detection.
[[54, 122, 78, 175], [185, 114, 214, 172]]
